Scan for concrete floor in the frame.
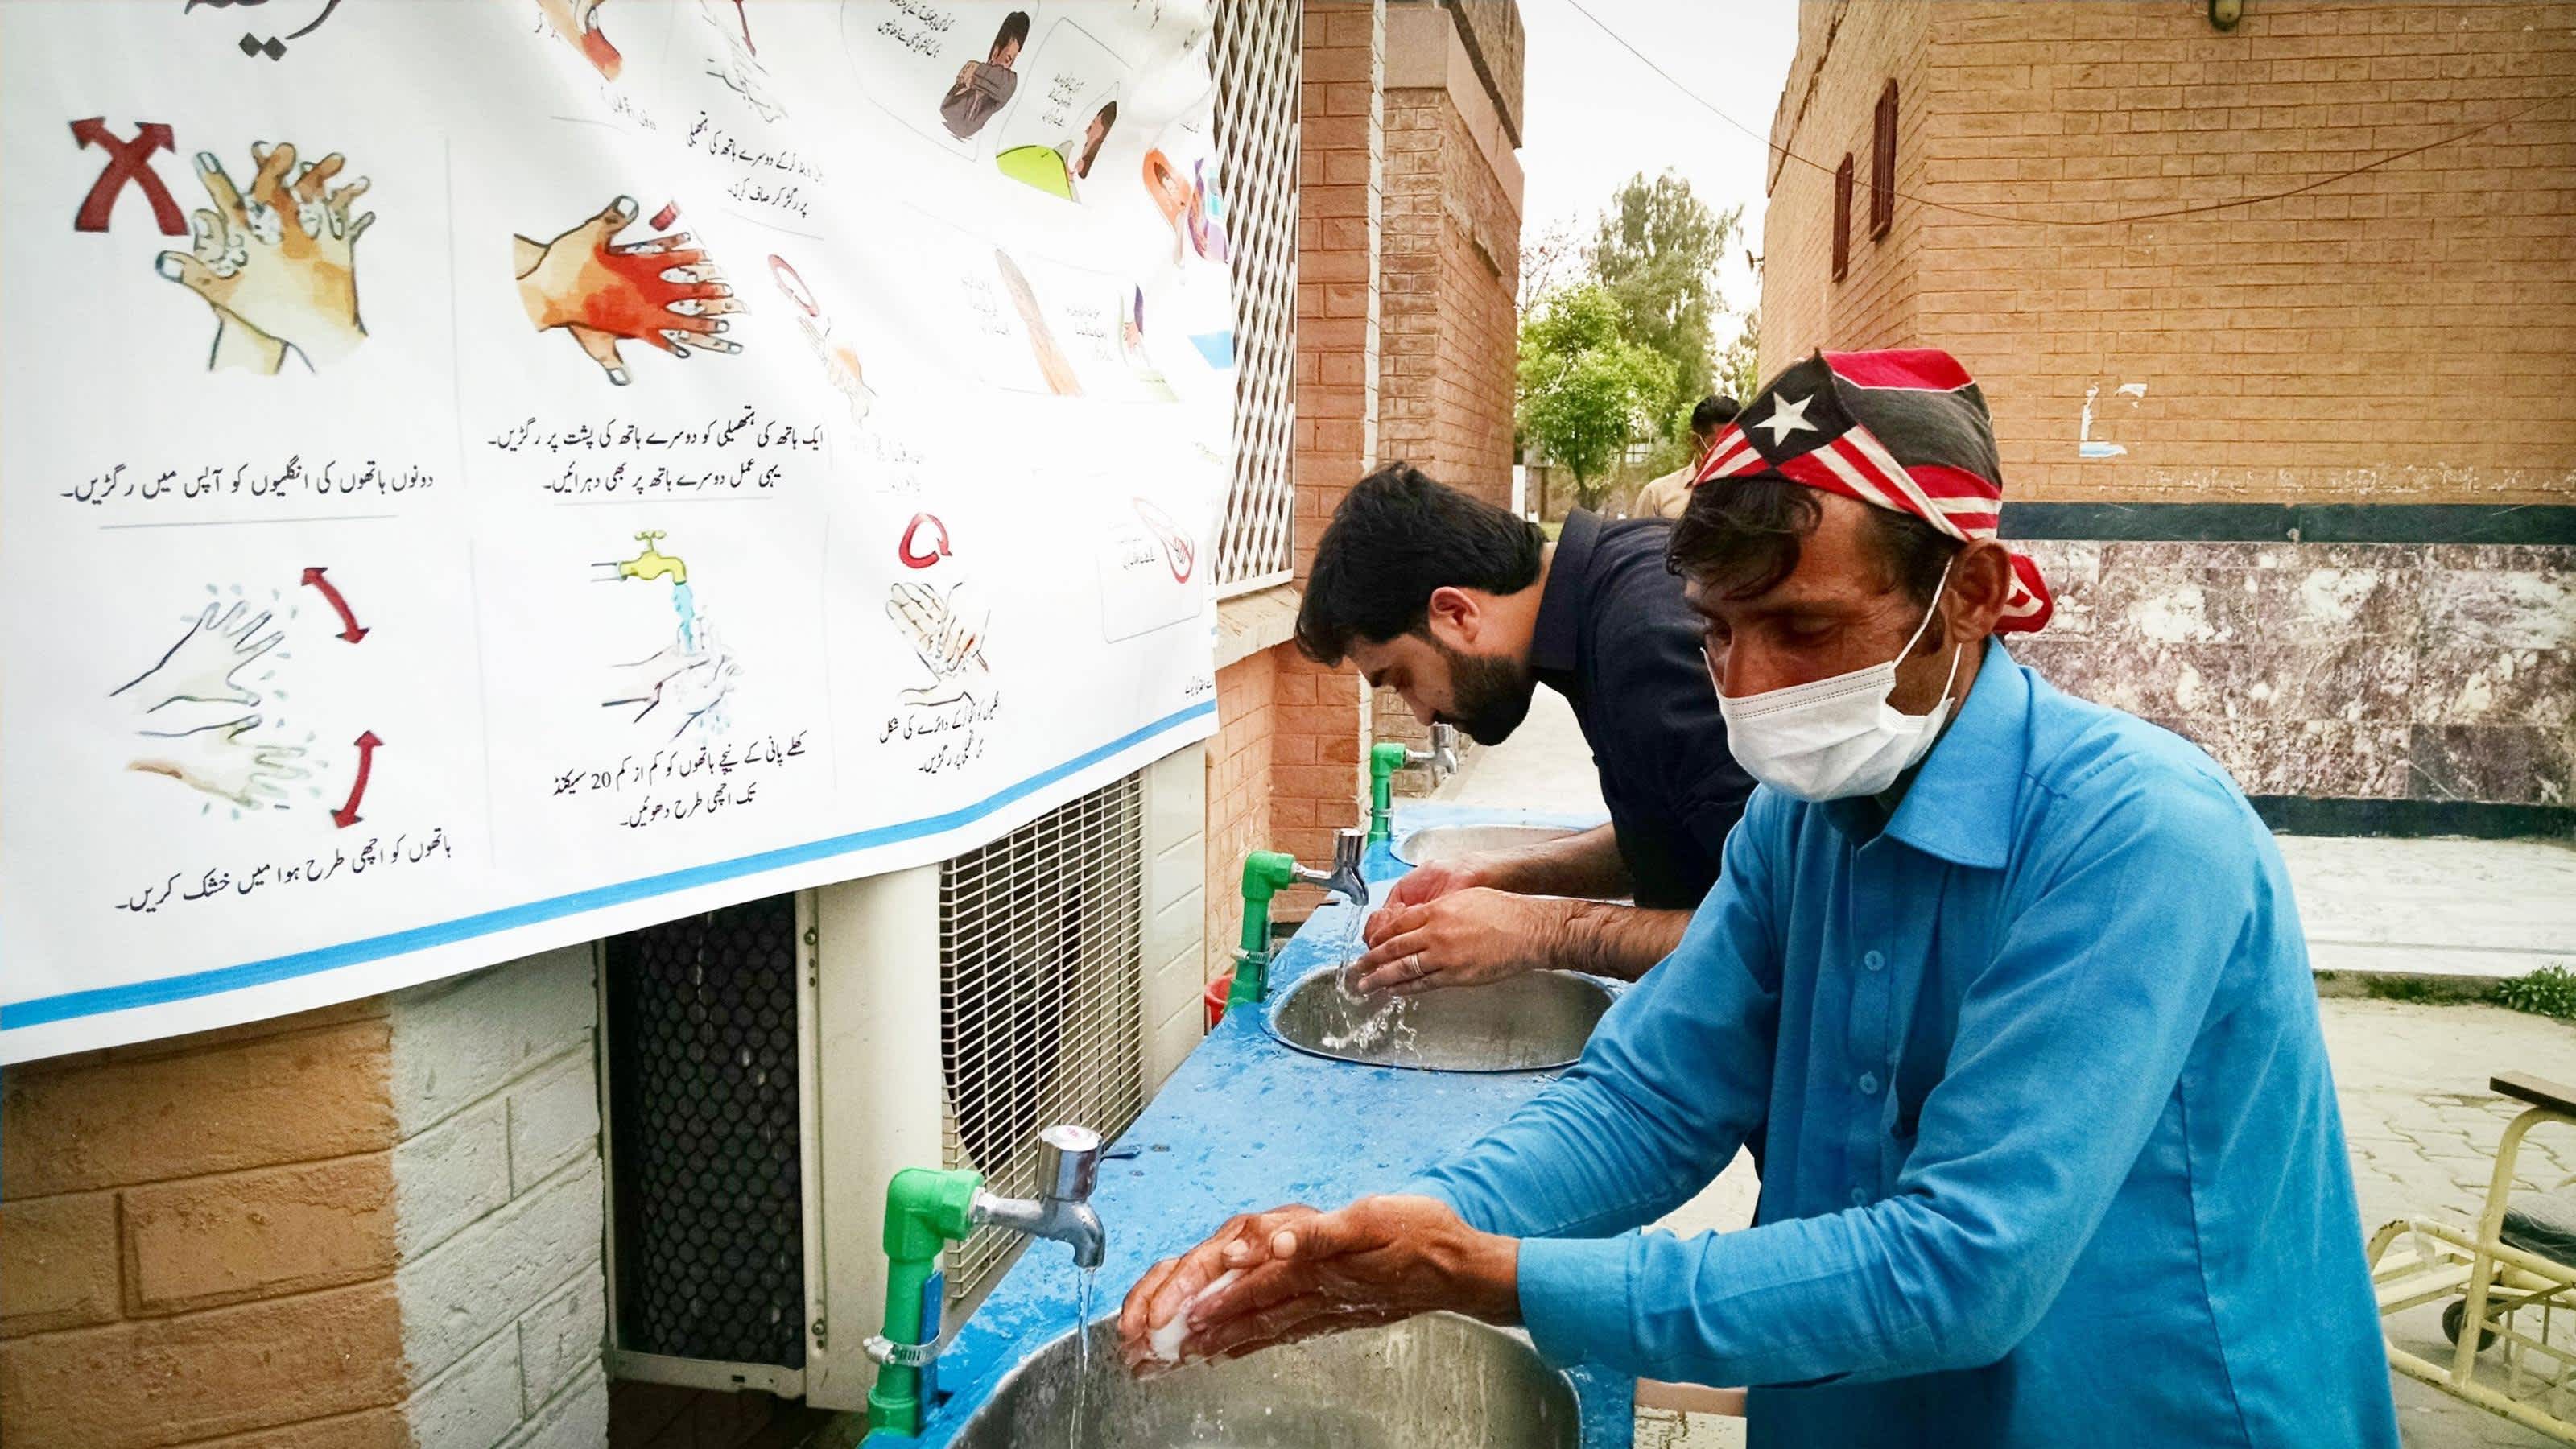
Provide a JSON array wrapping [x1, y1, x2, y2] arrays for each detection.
[[1434, 687, 2576, 1448]]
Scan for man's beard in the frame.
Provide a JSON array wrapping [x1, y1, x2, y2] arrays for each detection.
[[1433, 642, 1534, 746]]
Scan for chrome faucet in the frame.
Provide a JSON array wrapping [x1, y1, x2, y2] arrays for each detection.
[[1406, 722, 1461, 777], [1290, 827, 1368, 907], [967, 1123, 1105, 1269]]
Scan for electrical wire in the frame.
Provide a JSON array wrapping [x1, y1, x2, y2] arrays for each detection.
[[1554, 0, 2574, 229]]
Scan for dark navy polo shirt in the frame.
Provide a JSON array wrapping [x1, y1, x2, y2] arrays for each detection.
[[1529, 509, 1753, 910]]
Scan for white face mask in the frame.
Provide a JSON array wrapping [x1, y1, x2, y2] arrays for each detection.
[[1707, 562, 1965, 803]]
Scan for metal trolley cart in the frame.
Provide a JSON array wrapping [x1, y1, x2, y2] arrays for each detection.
[[2367, 1071, 2576, 1444]]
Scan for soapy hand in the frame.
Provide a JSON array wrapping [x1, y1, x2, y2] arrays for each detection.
[[1116, 1195, 1517, 1373], [1350, 887, 1559, 995]]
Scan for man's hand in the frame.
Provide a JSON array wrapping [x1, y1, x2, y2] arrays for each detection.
[[1350, 887, 1563, 995], [1370, 858, 1488, 918], [1116, 1196, 1516, 1371]]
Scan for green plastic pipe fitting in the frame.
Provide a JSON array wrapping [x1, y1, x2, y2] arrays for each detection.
[[1230, 850, 1298, 1009], [1367, 741, 1410, 843], [865, 1166, 983, 1439]]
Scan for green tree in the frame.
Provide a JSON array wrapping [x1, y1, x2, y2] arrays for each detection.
[[1591, 171, 1740, 440], [1516, 283, 1676, 510], [1716, 311, 1761, 402]]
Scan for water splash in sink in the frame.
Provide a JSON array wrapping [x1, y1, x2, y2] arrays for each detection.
[[1311, 910, 1427, 1057]]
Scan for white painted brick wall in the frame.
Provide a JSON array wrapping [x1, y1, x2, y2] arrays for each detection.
[[390, 947, 608, 1449]]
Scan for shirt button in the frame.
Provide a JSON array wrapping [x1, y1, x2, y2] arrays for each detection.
[[1857, 1072, 1880, 1096], [1849, 1187, 1870, 1207], [1864, 950, 1885, 972]]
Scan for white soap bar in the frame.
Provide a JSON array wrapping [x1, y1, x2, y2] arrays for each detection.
[[1148, 1268, 1242, 1363]]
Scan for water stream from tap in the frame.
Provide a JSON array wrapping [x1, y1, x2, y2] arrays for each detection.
[[1069, 1264, 1097, 1448], [1316, 904, 1417, 1056]]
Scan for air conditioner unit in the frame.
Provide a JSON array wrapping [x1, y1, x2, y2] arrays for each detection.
[[597, 745, 1208, 1408]]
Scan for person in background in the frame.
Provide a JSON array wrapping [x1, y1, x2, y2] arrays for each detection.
[[940, 10, 1030, 140], [1119, 349, 2399, 1449], [1292, 463, 1756, 993], [1631, 394, 1739, 519], [1056, 100, 1118, 200]]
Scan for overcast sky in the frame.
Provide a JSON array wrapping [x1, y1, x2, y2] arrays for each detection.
[[1513, 0, 1803, 344]]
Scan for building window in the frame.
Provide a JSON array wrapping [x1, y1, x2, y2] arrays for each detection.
[[1871, 80, 1897, 239], [1832, 154, 1853, 282]]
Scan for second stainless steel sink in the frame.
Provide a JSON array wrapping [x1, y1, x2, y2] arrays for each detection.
[[1267, 967, 1612, 1071], [1392, 823, 1583, 866]]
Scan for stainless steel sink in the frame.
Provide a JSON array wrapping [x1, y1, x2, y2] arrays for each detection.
[[942, 1311, 1579, 1447], [1391, 824, 1583, 866], [1266, 968, 1611, 1072]]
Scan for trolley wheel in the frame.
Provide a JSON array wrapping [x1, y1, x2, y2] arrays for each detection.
[[2442, 1298, 2499, 1353]]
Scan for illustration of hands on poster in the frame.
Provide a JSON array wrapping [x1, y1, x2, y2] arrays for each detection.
[[526, 0, 678, 131], [514, 196, 743, 386], [766, 250, 876, 423], [691, 0, 786, 124], [110, 592, 318, 815], [592, 530, 744, 739], [153, 140, 375, 374]]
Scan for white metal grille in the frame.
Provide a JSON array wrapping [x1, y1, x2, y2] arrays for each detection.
[[1211, 0, 1302, 595], [937, 776, 1147, 1306]]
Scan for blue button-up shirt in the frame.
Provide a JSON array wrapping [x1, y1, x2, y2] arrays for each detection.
[[1411, 643, 2399, 1447]]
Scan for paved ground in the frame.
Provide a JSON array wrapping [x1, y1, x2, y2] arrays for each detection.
[[1434, 690, 2576, 1447]]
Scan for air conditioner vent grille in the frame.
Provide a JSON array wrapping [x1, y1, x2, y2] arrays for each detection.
[[939, 776, 1148, 1307], [604, 894, 805, 1368]]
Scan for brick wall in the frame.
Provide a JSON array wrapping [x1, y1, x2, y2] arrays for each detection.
[[1438, 0, 1524, 143], [1206, 650, 1278, 974], [1, 947, 609, 1449], [1272, 0, 1389, 886], [1380, 89, 1521, 506], [1757, 0, 2575, 820], [1369, 0, 1528, 791], [1763, 0, 2576, 505]]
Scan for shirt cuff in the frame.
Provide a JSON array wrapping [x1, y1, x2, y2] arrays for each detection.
[[1513, 1236, 1634, 1369]]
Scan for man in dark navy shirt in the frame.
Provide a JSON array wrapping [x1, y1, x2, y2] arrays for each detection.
[[1295, 463, 1755, 990]]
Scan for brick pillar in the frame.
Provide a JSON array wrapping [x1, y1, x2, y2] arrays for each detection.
[[1373, 1, 1530, 795], [1272, 0, 1388, 886]]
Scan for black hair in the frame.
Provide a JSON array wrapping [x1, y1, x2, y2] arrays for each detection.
[[994, 11, 1031, 52], [1666, 474, 1957, 607], [1295, 462, 1546, 664], [1690, 394, 1740, 434]]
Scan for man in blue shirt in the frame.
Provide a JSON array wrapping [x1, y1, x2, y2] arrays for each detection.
[[1119, 350, 2398, 1446]]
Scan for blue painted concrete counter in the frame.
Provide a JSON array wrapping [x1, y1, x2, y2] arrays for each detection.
[[902, 805, 1629, 1447]]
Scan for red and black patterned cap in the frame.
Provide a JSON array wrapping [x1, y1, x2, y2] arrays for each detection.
[[1690, 348, 2053, 633]]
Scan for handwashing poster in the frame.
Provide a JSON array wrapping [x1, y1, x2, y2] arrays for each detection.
[[0, 0, 1231, 1061]]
